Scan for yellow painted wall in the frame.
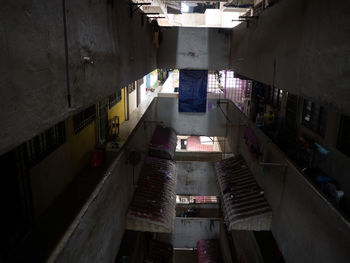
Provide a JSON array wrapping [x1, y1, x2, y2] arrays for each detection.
[[30, 100, 131, 218], [108, 88, 125, 125], [67, 117, 97, 176], [30, 141, 73, 218], [30, 116, 97, 218]]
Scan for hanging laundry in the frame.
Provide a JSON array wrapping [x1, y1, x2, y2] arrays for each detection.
[[179, 69, 208, 112]]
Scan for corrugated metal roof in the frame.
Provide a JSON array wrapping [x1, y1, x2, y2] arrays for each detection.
[[215, 155, 272, 231], [126, 156, 177, 233]]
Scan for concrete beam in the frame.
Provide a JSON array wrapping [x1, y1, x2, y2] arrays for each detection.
[[157, 27, 231, 70]]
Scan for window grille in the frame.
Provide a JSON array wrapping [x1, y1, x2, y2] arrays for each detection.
[[301, 99, 327, 136], [26, 121, 66, 166], [109, 89, 122, 109], [73, 105, 96, 134], [207, 71, 222, 94]]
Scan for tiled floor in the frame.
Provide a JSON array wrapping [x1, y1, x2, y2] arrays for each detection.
[[186, 136, 214, 151]]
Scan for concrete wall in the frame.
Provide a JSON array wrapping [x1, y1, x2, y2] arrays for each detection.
[[226, 100, 350, 263], [231, 231, 263, 263], [156, 97, 227, 136], [52, 101, 158, 263], [161, 218, 220, 248], [0, 0, 68, 155], [157, 27, 230, 70], [128, 89, 137, 115], [66, 0, 156, 108], [229, 0, 350, 116], [30, 142, 73, 218], [0, 0, 156, 155]]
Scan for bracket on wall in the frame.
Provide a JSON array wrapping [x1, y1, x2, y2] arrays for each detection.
[[140, 12, 160, 26], [232, 16, 258, 28], [149, 16, 165, 19], [130, 3, 151, 17]]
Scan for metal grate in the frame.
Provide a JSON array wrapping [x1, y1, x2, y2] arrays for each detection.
[[207, 71, 222, 94], [73, 105, 96, 134], [302, 99, 327, 137], [26, 121, 66, 166], [108, 89, 122, 109]]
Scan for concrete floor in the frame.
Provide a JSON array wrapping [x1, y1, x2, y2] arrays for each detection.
[[176, 161, 218, 196]]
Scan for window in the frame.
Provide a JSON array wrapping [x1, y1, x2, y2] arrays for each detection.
[[267, 87, 283, 109], [176, 195, 218, 204], [26, 121, 66, 166], [302, 99, 327, 136], [108, 89, 122, 109], [73, 105, 96, 134], [207, 71, 222, 94], [337, 115, 350, 157]]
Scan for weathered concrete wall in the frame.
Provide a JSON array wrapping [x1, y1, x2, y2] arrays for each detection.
[[176, 161, 218, 195], [67, 0, 157, 109], [52, 101, 158, 263], [156, 97, 227, 136], [157, 27, 230, 70], [0, 0, 68, 155], [30, 142, 73, 219], [230, 0, 350, 115], [226, 101, 350, 263], [160, 218, 220, 248], [231, 231, 263, 263], [0, 0, 157, 155]]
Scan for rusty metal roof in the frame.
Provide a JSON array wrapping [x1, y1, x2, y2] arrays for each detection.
[[126, 156, 177, 233], [215, 155, 272, 231]]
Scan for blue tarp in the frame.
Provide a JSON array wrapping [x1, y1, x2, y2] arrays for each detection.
[[179, 70, 208, 112]]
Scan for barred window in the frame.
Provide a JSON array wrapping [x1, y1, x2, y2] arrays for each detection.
[[73, 105, 96, 134], [109, 89, 122, 109], [302, 99, 327, 136], [337, 115, 350, 157], [26, 121, 66, 166], [267, 87, 283, 109]]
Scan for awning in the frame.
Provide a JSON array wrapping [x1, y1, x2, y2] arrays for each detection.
[[149, 125, 177, 160], [126, 156, 177, 233], [215, 155, 272, 231]]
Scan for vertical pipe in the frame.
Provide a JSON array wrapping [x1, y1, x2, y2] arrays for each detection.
[[224, 70, 227, 99], [62, 0, 71, 107]]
